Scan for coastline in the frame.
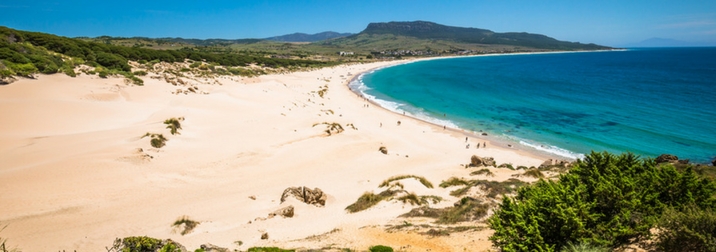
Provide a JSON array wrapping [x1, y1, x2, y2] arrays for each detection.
[[0, 60, 554, 251], [347, 52, 604, 162]]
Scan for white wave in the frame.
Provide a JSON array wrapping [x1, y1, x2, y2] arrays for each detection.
[[349, 72, 460, 129], [519, 140, 585, 160]]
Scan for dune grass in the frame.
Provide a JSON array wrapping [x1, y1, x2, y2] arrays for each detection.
[[312, 122, 344, 136], [470, 168, 495, 177], [345, 191, 396, 213], [440, 177, 528, 198], [379, 175, 433, 188], [172, 216, 199, 236], [0, 224, 20, 252], [522, 169, 545, 178]]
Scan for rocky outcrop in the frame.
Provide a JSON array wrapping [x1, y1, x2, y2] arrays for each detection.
[[268, 205, 294, 218], [0, 76, 16, 85], [469, 155, 496, 167], [538, 159, 572, 169], [200, 243, 229, 252], [712, 158, 716, 166], [655, 154, 679, 163], [280, 186, 327, 207]]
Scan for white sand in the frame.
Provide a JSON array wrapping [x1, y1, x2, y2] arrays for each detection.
[[0, 61, 548, 251]]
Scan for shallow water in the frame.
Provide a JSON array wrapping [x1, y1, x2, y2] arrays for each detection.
[[352, 48, 716, 163]]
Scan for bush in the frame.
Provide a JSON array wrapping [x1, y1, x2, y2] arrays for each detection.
[[133, 70, 147, 76], [247, 247, 294, 252], [488, 152, 716, 251], [651, 205, 716, 252], [369, 245, 393, 252], [163, 118, 182, 135]]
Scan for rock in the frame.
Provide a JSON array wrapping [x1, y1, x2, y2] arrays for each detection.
[[0, 76, 16, 85], [261, 232, 269, 240], [200, 243, 229, 252], [655, 154, 679, 163], [280, 186, 327, 207], [469, 155, 496, 167], [268, 205, 294, 218], [712, 158, 716, 166]]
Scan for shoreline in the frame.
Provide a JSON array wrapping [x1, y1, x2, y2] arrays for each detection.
[[345, 52, 604, 162]]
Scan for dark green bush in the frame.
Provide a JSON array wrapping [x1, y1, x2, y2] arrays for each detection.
[[488, 152, 716, 251], [651, 205, 716, 252], [369, 245, 394, 252]]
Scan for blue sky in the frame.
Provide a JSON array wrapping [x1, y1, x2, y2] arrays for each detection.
[[1, 0, 715, 46]]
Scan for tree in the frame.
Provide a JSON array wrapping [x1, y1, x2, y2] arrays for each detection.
[[489, 152, 716, 251]]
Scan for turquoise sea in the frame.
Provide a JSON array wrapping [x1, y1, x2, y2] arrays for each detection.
[[351, 48, 716, 163]]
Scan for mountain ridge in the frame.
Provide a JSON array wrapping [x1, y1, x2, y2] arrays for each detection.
[[343, 21, 611, 50], [265, 31, 353, 42]]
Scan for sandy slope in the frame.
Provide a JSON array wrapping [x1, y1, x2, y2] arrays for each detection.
[[0, 61, 549, 251]]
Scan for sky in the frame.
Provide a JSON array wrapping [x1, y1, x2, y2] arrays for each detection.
[[1, 0, 715, 47]]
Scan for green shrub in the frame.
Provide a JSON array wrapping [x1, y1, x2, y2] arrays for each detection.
[[8, 62, 37, 77], [369, 245, 393, 252], [143, 133, 167, 148], [121, 236, 162, 252], [345, 191, 388, 213], [61, 65, 76, 77], [163, 118, 183, 135], [488, 152, 716, 251], [651, 205, 716, 252], [247, 247, 294, 252], [133, 70, 147, 76]]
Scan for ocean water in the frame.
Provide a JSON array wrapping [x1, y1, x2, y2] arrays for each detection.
[[351, 48, 716, 163]]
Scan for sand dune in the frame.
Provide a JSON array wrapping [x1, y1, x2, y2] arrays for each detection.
[[0, 61, 549, 251]]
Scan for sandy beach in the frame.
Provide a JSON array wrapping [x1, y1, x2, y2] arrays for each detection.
[[0, 60, 552, 251]]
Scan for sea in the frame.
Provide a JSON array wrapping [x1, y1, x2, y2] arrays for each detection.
[[350, 47, 716, 163]]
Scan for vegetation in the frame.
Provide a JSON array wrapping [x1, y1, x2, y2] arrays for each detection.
[[312, 122, 344, 136], [650, 205, 716, 251], [172, 216, 199, 236], [347, 175, 440, 213], [163, 117, 183, 135], [521, 168, 545, 178], [0, 26, 332, 80], [368, 245, 394, 252], [0, 224, 20, 252], [109, 236, 182, 252], [379, 175, 433, 189], [247, 247, 295, 252], [378, 146, 388, 154], [470, 168, 495, 177], [488, 152, 716, 251], [440, 177, 527, 198], [142, 133, 168, 148]]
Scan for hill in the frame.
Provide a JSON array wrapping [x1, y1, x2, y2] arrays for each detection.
[[327, 21, 610, 51], [265, 31, 353, 42]]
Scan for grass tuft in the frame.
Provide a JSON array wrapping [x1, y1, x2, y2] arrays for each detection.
[[163, 117, 183, 135], [470, 168, 495, 177], [172, 216, 199, 236], [379, 175, 433, 189], [522, 169, 545, 178]]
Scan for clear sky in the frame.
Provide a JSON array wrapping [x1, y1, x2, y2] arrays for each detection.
[[2, 0, 715, 47]]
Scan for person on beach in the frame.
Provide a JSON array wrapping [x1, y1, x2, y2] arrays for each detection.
[[380, 123, 382, 127], [443, 125, 446, 130], [465, 137, 468, 142], [483, 142, 486, 148], [466, 144, 470, 149], [397, 121, 401, 126]]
